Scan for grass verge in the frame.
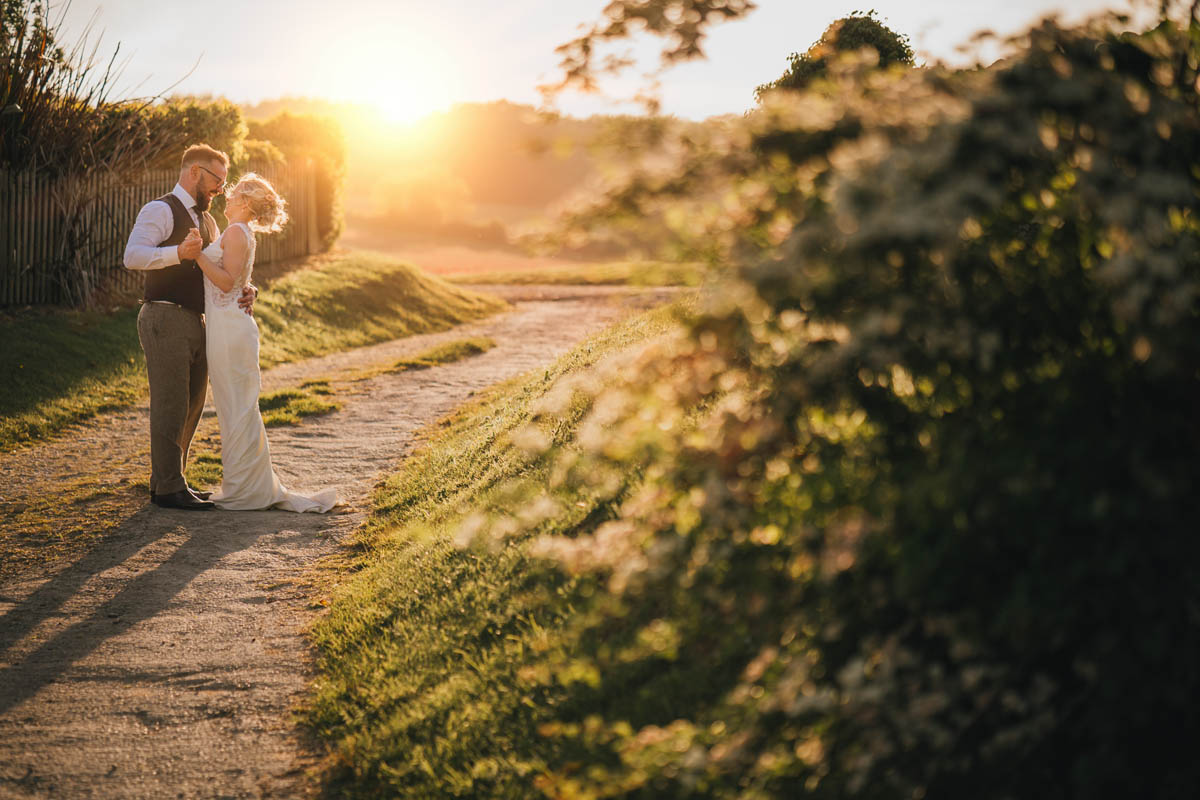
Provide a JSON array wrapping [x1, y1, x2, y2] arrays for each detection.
[[447, 260, 705, 287], [0, 252, 506, 452], [306, 299, 690, 797], [392, 337, 495, 371], [260, 379, 340, 427], [185, 450, 224, 489]]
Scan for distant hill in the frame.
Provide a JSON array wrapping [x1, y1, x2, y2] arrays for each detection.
[[239, 98, 635, 234]]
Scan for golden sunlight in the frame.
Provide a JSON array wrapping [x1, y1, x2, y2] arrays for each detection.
[[371, 83, 445, 125], [323, 32, 456, 127]]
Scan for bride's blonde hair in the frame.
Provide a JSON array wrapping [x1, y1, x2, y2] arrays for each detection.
[[227, 173, 288, 234]]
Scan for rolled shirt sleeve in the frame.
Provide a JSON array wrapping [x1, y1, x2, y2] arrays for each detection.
[[123, 200, 181, 271]]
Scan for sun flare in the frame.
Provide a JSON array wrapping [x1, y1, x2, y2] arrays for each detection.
[[373, 90, 442, 126], [324, 33, 456, 129]]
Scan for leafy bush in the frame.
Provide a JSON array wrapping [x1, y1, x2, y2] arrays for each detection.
[[469, 10, 1200, 799], [146, 96, 249, 168], [755, 11, 914, 100], [247, 111, 346, 250], [242, 138, 286, 168]]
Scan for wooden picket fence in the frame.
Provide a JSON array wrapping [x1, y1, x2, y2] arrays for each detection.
[[0, 159, 321, 307]]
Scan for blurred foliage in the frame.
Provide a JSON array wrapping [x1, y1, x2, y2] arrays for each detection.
[[456, 6, 1200, 798], [242, 137, 286, 167], [544, 0, 756, 108], [755, 10, 914, 101], [248, 111, 347, 250]]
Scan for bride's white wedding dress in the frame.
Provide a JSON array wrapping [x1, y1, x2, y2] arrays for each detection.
[[202, 222, 338, 512]]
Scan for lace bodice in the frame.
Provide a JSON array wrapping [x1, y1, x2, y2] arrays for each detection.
[[202, 222, 256, 310]]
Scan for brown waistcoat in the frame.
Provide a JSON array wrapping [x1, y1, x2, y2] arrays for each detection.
[[142, 193, 213, 314]]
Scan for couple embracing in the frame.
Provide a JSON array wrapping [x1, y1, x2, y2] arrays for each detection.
[[123, 144, 338, 513]]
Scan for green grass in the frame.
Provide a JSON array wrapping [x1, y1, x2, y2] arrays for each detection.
[[392, 337, 495, 371], [0, 252, 506, 451], [306, 300, 690, 797], [0, 307, 145, 452], [185, 451, 224, 488], [447, 260, 705, 287], [260, 379, 340, 427]]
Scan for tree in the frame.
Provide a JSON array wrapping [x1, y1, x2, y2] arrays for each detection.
[[755, 10, 914, 101], [541, 0, 756, 111]]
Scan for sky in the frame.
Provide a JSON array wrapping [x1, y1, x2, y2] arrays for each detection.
[[53, 0, 1143, 121]]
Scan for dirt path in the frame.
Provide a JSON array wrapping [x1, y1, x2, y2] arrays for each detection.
[[0, 285, 678, 799]]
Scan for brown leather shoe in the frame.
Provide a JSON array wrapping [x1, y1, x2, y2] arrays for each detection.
[[151, 489, 215, 510]]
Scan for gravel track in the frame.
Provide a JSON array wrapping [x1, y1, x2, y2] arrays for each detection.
[[0, 285, 677, 799]]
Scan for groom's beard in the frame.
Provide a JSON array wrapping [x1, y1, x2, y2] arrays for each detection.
[[196, 192, 212, 212]]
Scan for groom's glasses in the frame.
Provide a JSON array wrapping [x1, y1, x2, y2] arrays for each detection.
[[197, 164, 226, 190]]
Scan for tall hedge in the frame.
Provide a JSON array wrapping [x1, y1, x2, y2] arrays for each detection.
[[146, 97, 249, 169]]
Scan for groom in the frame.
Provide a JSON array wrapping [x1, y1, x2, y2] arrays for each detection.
[[123, 144, 256, 510]]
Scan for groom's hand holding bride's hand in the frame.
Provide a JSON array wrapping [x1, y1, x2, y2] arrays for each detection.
[[179, 228, 203, 261]]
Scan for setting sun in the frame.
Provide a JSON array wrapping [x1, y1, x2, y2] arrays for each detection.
[[318, 30, 458, 128], [370, 84, 447, 125]]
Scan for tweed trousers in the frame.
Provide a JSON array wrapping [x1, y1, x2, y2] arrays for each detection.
[[137, 302, 207, 495]]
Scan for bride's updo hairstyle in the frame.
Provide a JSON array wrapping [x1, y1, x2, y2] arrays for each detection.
[[227, 173, 289, 234]]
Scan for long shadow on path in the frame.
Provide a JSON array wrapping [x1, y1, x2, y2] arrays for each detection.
[[0, 504, 325, 716], [0, 507, 171, 660]]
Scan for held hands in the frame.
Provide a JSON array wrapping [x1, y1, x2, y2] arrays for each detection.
[[180, 224, 255, 313], [178, 228, 203, 261]]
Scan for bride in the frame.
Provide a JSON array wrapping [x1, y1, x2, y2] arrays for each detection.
[[192, 173, 338, 512]]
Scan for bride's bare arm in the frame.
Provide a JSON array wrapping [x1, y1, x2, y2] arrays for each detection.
[[195, 227, 248, 294]]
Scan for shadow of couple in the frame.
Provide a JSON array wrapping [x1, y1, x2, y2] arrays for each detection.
[[0, 503, 329, 718]]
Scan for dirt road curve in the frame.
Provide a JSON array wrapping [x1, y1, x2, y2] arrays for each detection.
[[0, 285, 677, 799]]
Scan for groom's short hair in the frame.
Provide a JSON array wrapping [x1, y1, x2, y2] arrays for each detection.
[[181, 144, 229, 170]]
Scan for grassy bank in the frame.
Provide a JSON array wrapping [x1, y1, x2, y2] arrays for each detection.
[[447, 260, 704, 287], [253, 252, 504, 367], [260, 379, 339, 427], [306, 300, 689, 797], [0, 252, 506, 451], [391, 337, 495, 371]]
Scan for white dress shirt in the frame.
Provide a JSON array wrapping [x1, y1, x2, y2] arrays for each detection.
[[123, 183, 212, 271]]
